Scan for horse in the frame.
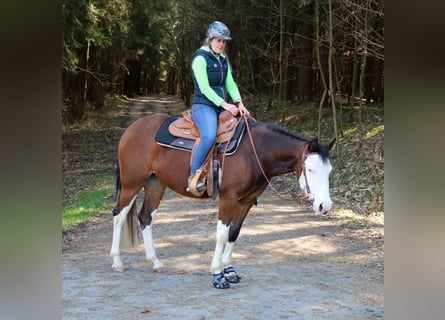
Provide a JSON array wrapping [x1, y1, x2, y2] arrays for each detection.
[[110, 113, 335, 289]]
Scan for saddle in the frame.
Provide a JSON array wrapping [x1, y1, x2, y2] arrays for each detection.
[[168, 109, 239, 144], [155, 110, 245, 198]]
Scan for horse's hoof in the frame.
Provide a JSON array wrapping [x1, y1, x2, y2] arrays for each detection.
[[225, 274, 241, 283], [112, 265, 125, 273], [213, 272, 230, 289], [152, 259, 165, 272], [153, 266, 167, 273], [224, 266, 241, 283]]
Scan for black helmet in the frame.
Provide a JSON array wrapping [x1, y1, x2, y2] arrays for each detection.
[[206, 21, 232, 40]]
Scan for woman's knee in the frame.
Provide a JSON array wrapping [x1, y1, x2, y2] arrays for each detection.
[[197, 124, 217, 143], [199, 135, 216, 147]]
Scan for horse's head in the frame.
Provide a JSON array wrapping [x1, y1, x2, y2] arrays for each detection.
[[297, 138, 336, 214]]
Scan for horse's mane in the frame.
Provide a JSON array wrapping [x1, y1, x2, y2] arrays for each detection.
[[250, 119, 330, 162], [249, 119, 311, 142], [266, 122, 312, 142]]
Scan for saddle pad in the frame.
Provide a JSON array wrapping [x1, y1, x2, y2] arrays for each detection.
[[155, 115, 246, 155]]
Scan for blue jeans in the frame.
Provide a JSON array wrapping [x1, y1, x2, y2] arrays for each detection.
[[190, 104, 222, 175]]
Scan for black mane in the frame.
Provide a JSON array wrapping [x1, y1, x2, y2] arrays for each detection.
[[250, 119, 331, 162], [265, 122, 312, 143]]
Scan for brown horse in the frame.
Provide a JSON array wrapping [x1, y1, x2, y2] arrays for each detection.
[[110, 114, 335, 289]]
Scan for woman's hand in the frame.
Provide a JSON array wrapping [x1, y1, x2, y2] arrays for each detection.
[[237, 101, 250, 117], [221, 101, 239, 116]]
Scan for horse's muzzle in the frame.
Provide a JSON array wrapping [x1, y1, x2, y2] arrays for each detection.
[[313, 200, 332, 214]]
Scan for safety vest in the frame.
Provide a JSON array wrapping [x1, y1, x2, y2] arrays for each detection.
[[191, 48, 228, 106]]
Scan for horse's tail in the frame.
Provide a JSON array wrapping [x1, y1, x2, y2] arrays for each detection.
[[115, 162, 121, 202], [121, 200, 138, 248], [114, 161, 138, 248]]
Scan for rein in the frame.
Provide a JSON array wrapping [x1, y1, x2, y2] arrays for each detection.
[[241, 114, 310, 201]]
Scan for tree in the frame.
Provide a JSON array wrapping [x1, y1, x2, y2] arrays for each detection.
[[62, 0, 384, 124]]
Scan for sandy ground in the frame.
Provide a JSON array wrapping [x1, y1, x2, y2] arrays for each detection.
[[62, 187, 383, 320]]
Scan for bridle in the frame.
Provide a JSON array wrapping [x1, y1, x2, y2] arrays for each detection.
[[241, 114, 315, 200], [300, 145, 317, 196]]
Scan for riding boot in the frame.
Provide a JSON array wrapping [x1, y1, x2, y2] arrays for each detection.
[[187, 176, 206, 191], [186, 171, 206, 196]]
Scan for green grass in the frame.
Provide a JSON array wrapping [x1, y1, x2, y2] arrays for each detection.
[[62, 174, 115, 231]]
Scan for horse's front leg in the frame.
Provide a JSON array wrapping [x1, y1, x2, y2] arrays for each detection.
[[222, 242, 242, 283], [219, 200, 255, 286], [210, 220, 231, 289], [210, 197, 253, 288], [110, 195, 137, 272]]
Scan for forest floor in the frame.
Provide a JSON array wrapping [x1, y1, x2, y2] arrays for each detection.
[[62, 95, 384, 319]]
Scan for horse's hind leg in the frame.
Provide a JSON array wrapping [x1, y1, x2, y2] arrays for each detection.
[[138, 174, 166, 271]]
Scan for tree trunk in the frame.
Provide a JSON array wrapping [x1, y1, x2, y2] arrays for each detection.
[[327, 0, 341, 163], [279, 0, 285, 103], [358, 0, 370, 145], [314, 0, 328, 139], [124, 54, 140, 97], [65, 44, 88, 120], [85, 44, 106, 110]]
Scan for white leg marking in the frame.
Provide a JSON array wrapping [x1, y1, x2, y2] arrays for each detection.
[[141, 209, 164, 270], [110, 195, 137, 272], [222, 242, 235, 267], [210, 220, 230, 274]]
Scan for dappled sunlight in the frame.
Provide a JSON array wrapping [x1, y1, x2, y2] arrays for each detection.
[[153, 215, 197, 224], [365, 124, 384, 139], [172, 259, 209, 273], [333, 208, 384, 227], [159, 233, 211, 243], [154, 199, 217, 218], [264, 235, 340, 257], [153, 210, 216, 226], [340, 124, 383, 141], [160, 200, 214, 210], [124, 95, 185, 104], [342, 127, 358, 137], [251, 203, 297, 214], [283, 114, 298, 122], [242, 222, 308, 236]]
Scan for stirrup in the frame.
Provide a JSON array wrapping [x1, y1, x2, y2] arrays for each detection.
[[186, 170, 206, 196]]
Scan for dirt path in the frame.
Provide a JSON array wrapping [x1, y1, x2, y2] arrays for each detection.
[[62, 96, 384, 319]]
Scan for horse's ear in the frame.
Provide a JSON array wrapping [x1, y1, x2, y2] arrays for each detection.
[[326, 138, 336, 151], [308, 138, 319, 152]]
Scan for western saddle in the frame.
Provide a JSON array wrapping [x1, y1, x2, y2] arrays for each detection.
[[168, 109, 240, 197]]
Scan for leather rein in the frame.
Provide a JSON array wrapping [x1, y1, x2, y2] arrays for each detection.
[[241, 114, 314, 200]]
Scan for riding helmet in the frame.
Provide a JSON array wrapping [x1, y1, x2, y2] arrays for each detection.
[[206, 21, 232, 40]]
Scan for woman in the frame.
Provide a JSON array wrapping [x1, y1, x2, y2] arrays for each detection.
[[187, 21, 250, 195]]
